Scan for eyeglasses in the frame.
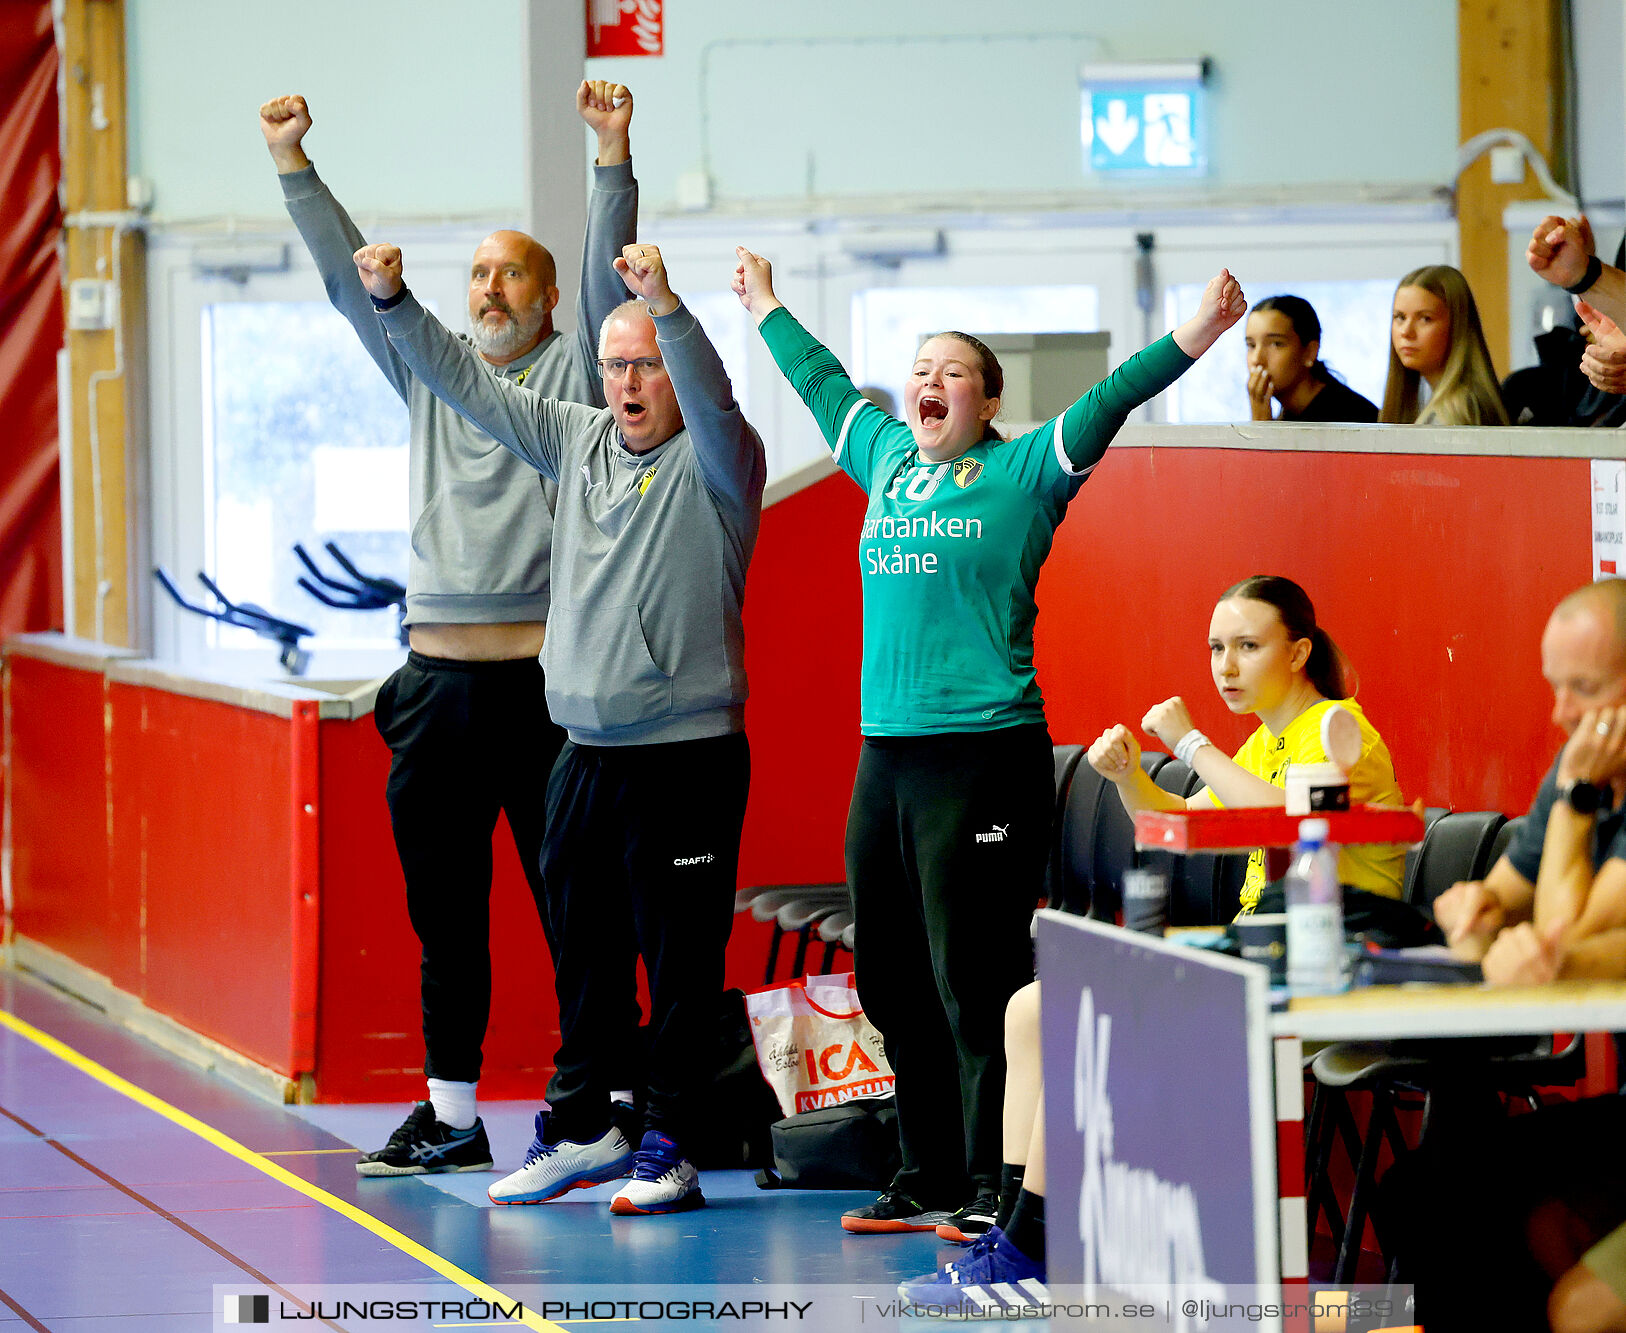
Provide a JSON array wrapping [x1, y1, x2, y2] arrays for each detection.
[[596, 356, 665, 380]]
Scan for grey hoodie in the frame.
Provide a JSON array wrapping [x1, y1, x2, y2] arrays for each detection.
[[279, 159, 638, 625], [378, 292, 766, 746]]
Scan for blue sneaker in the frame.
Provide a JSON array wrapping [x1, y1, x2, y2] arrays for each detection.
[[897, 1226, 1049, 1316], [609, 1130, 704, 1215], [487, 1113, 634, 1204]]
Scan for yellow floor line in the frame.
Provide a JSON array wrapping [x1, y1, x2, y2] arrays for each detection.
[[0, 1008, 565, 1333]]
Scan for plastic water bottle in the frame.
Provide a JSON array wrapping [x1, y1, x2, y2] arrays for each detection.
[[1284, 817, 1346, 993]]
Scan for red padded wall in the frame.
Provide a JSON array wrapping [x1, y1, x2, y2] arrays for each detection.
[[107, 683, 299, 1072], [0, 4, 63, 640], [311, 715, 564, 1102], [734, 471, 868, 986], [738, 445, 1589, 909], [8, 442, 1582, 1099], [6, 656, 111, 972]]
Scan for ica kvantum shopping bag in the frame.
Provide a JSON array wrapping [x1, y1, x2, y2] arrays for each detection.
[[744, 972, 894, 1117]]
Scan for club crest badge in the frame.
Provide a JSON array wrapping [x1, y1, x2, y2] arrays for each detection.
[[952, 458, 983, 489], [638, 466, 659, 496]]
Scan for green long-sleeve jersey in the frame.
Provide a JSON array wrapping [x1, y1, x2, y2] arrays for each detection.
[[758, 308, 1192, 735]]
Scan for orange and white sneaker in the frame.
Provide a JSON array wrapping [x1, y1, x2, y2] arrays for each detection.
[[608, 1131, 705, 1215]]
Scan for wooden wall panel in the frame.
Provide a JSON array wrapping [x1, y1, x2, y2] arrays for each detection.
[[1458, 0, 1566, 370], [59, 0, 144, 647]]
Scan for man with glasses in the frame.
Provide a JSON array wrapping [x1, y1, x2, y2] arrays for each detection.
[[353, 237, 765, 1215], [260, 84, 642, 1179]]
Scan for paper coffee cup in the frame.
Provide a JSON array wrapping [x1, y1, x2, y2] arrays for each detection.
[[1285, 762, 1350, 816]]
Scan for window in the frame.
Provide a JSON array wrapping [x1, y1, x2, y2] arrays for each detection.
[[202, 300, 415, 653], [148, 232, 487, 675]]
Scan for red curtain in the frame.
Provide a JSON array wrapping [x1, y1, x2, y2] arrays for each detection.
[[0, 2, 62, 638]]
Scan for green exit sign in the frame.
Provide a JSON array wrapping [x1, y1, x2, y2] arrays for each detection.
[[1081, 61, 1209, 177]]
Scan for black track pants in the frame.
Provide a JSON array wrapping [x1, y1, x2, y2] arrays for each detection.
[[845, 723, 1052, 1204], [541, 732, 749, 1150], [374, 651, 565, 1084]]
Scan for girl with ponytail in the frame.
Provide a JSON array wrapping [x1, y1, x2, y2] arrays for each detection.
[[1087, 575, 1403, 914]]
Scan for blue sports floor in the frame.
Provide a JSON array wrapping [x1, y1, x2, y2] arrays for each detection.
[[0, 968, 990, 1332]]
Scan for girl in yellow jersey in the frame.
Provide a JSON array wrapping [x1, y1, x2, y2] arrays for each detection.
[[1088, 574, 1403, 914]]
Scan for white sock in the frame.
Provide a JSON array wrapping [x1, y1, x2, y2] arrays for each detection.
[[426, 1078, 478, 1130], [610, 1090, 635, 1108]]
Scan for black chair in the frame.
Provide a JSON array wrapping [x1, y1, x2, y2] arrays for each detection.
[[1042, 744, 1087, 911], [1148, 759, 1198, 923], [814, 908, 854, 974], [1054, 758, 1106, 916], [1399, 806, 1450, 903], [734, 882, 849, 984], [1484, 813, 1523, 874], [1405, 809, 1507, 911], [772, 889, 853, 978], [1086, 751, 1169, 922], [1142, 758, 1250, 924]]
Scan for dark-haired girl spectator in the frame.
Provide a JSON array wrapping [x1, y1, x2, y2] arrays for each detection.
[[732, 245, 1245, 1238], [1244, 296, 1378, 422], [1380, 265, 1510, 425], [1088, 574, 1403, 916]]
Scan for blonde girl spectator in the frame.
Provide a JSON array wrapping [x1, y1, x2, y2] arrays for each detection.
[[1380, 265, 1510, 426]]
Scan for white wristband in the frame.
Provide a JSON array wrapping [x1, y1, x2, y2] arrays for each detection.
[[1173, 729, 1212, 767]]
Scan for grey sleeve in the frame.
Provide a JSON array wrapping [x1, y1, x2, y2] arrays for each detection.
[[279, 164, 413, 403], [569, 160, 640, 398], [653, 301, 766, 525], [1506, 758, 1561, 885], [379, 292, 595, 483]]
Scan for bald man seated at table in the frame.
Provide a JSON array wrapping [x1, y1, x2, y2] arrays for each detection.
[[1396, 579, 1626, 1330], [1434, 578, 1626, 983]]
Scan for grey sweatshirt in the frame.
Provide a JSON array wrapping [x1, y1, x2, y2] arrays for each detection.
[[378, 292, 766, 746], [279, 159, 638, 626]]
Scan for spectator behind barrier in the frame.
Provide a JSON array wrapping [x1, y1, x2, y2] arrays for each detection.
[[1513, 214, 1626, 426], [1087, 574, 1404, 917], [1244, 295, 1378, 423], [1379, 265, 1510, 426]]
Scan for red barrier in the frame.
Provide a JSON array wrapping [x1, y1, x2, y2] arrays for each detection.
[[2, 437, 1592, 1099], [1045, 445, 1584, 816]]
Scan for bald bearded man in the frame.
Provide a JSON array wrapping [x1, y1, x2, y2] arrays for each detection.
[[259, 83, 640, 1175]]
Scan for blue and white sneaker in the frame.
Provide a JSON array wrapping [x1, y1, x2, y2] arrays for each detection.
[[897, 1226, 1049, 1317], [356, 1102, 493, 1177], [609, 1130, 705, 1215], [487, 1114, 634, 1204]]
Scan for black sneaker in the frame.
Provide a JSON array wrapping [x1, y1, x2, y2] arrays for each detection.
[[935, 1190, 999, 1244], [356, 1102, 494, 1177], [841, 1186, 954, 1234]]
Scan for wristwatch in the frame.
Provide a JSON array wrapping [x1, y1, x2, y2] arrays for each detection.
[[1560, 779, 1609, 814], [1564, 253, 1604, 297]]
